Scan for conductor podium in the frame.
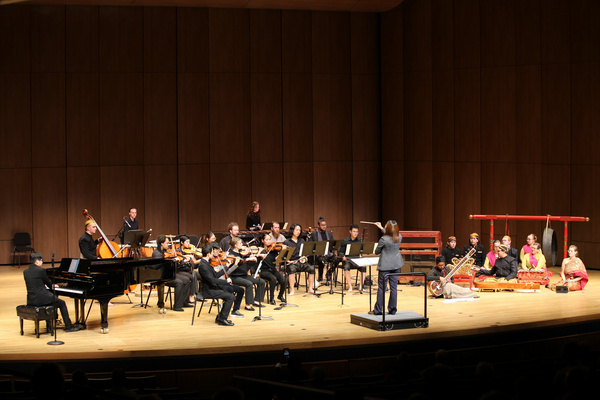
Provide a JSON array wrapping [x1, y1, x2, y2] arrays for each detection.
[[350, 268, 429, 331]]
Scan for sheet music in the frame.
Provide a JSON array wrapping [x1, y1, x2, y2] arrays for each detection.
[[350, 256, 380, 267], [68, 259, 80, 273]]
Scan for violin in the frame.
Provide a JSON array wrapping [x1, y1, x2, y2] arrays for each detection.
[[209, 251, 228, 267], [267, 243, 284, 252], [209, 251, 233, 284], [180, 244, 202, 259], [165, 235, 183, 261]]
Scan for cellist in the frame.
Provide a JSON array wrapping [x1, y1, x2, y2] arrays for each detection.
[[79, 220, 99, 260]]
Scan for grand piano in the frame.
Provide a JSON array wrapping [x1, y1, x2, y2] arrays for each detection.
[[50, 257, 177, 333]]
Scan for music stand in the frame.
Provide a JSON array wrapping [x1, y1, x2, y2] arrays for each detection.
[[325, 240, 343, 292], [252, 258, 274, 322], [350, 256, 380, 313], [274, 248, 297, 310], [129, 230, 153, 308], [299, 242, 319, 296], [346, 242, 377, 295]]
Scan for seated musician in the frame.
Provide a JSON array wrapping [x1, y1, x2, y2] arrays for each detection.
[[309, 217, 336, 283], [152, 235, 192, 312], [228, 237, 266, 310], [501, 235, 519, 260], [473, 245, 518, 281], [23, 252, 80, 332], [550, 245, 588, 291], [521, 242, 547, 271], [483, 240, 501, 269], [246, 201, 262, 231], [219, 222, 240, 252], [270, 222, 286, 243], [441, 236, 461, 266], [198, 244, 237, 326], [177, 235, 202, 304], [200, 231, 217, 247], [256, 234, 287, 305], [79, 220, 99, 260], [338, 224, 365, 292], [462, 233, 485, 268], [520, 233, 537, 268], [284, 224, 316, 295], [426, 256, 478, 299]]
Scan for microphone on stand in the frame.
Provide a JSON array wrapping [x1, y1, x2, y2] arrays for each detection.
[[123, 216, 132, 228]]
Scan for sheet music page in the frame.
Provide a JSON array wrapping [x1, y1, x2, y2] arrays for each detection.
[[68, 259, 80, 273]]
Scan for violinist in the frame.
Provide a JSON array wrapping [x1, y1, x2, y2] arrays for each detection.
[[284, 224, 317, 295], [246, 201, 261, 231], [219, 222, 240, 252], [79, 220, 99, 260], [198, 244, 236, 326], [176, 235, 200, 304], [256, 234, 287, 305], [200, 231, 217, 247], [152, 235, 192, 312], [228, 237, 266, 311]]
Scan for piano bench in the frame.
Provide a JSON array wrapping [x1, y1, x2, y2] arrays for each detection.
[[16, 305, 55, 338]]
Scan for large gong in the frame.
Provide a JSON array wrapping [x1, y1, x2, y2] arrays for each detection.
[[542, 228, 558, 266]]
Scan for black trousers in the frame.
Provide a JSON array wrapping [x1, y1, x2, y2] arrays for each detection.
[[231, 275, 265, 305], [260, 268, 285, 301], [39, 297, 72, 328]]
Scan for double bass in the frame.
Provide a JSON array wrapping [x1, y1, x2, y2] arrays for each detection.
[[82, 209, 122, 259], [83, 209, 135, 294]]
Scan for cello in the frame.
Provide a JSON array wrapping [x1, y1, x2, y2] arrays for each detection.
[[83, 209, 122, 259]]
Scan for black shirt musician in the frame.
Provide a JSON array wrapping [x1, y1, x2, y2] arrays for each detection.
[[338, 224, 365, 292], [23, 252, 80, 332], [246, 201, 261, 231], [152, 235, 192, 312], [79, 220, 99, 260]]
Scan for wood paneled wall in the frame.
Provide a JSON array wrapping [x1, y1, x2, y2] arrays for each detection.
[[0, 5, 381, 263], [381, 0, 600, 264], [2, 0, 598, 267]]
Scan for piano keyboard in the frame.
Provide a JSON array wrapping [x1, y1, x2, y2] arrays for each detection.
[[54, 287, 85, 295]]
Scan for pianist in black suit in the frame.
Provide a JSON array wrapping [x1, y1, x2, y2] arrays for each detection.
[[152, 235, 192, 312], [23, 252, 80, 332], [79, 220, 99, 260], [198, 244, 236, 326]]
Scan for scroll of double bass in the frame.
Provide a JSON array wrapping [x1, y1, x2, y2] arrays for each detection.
[[83, 209, 121, 259]]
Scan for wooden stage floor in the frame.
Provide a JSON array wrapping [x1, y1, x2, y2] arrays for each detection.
[[2, 265, 600, 369]]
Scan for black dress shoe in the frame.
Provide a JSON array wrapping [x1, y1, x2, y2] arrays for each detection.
[[244, 306, 255, 311], [270, 299, 276, 305], [216, 319, 234, 326], [65, 325, 80, 333], [277, 295, 285, 302], [173, 307, 184, 312], [231, 310, 244, 317], [182, 303, 194, 308], [253, 303, 266, 308]]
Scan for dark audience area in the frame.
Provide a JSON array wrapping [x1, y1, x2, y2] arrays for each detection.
[[1, 340, 597, 400]]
